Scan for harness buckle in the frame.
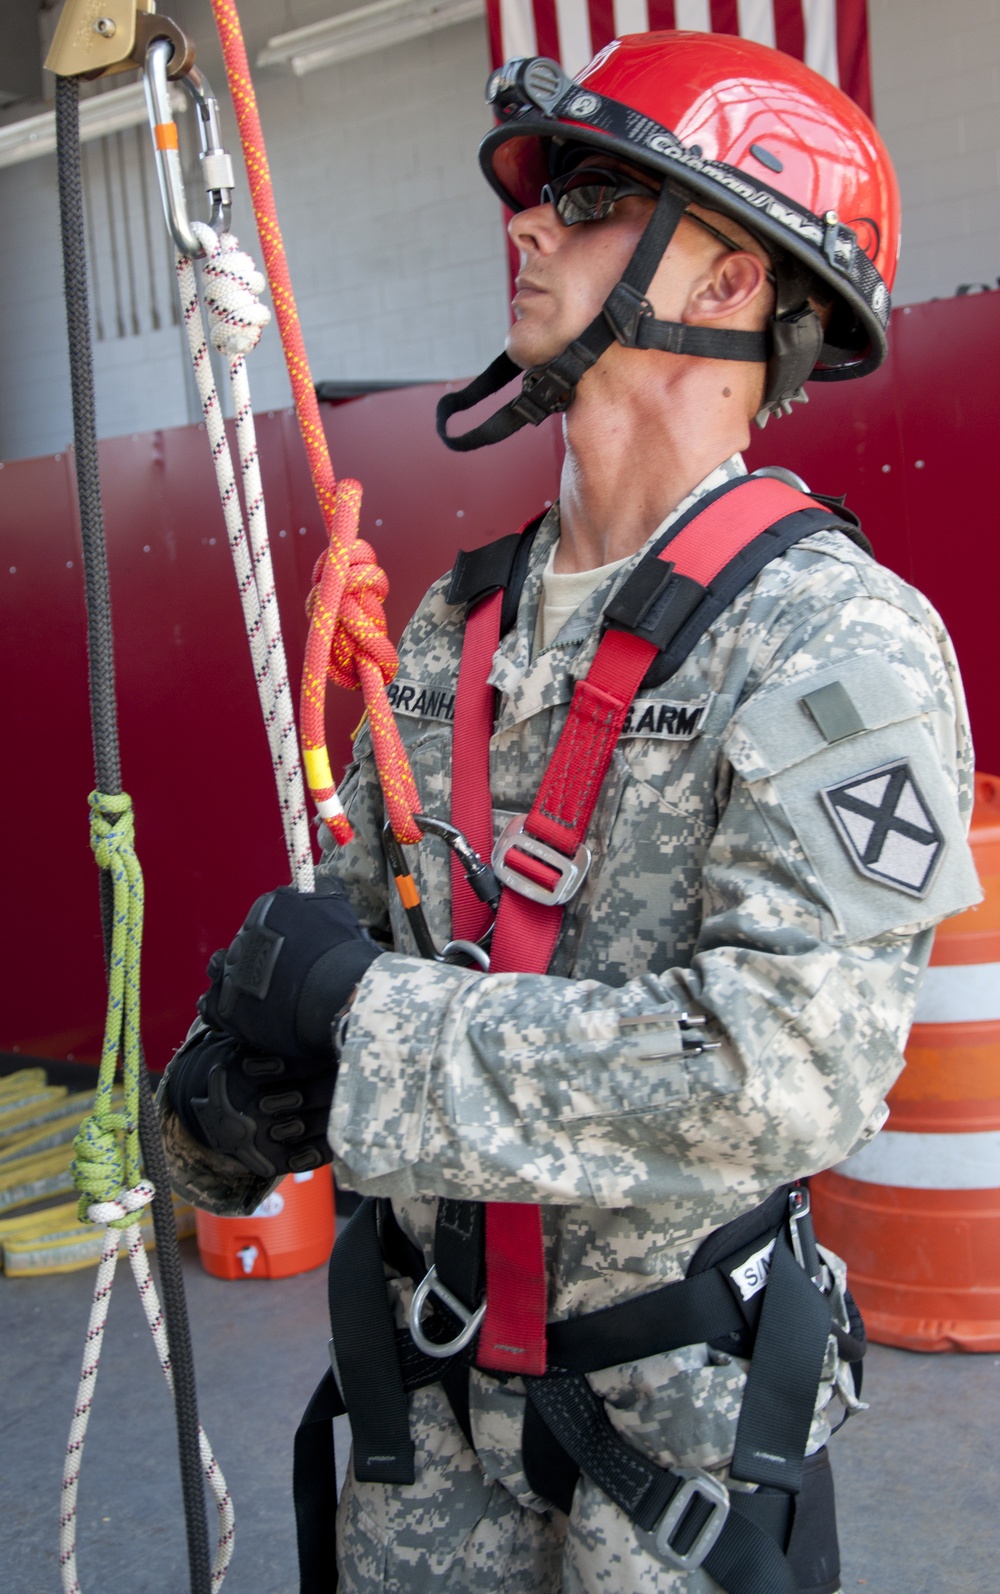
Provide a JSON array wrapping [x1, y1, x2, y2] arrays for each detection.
[[408, 1264, 486, 1359], [512, 366, 575, 424], [491, 815, 591, 907], [640, 1467, 730, 1571]]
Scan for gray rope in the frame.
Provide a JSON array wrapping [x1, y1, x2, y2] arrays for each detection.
[[55, 73, 212, 1594]]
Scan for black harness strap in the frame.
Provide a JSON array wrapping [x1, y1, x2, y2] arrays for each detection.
[[730, 1235, 835, 1492], [296, 1188, 861, 1594], [293, 1369, 344, 1594], [523, 1373, 798, 1594], [331, 1197, 416, 1483]]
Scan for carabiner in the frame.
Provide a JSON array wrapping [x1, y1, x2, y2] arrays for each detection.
[[383, 815, 499, 970], [143, 37, 235, 257]]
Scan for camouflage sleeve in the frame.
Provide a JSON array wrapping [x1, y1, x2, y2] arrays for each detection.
[[330, 576, 981, 1208]]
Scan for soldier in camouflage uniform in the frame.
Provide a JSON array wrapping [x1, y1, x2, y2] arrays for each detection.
[[161, 31, 981, 1594]]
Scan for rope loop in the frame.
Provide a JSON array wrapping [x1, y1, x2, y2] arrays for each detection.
[[86, 1179, 156, 1229], [307, 539, 399, 692], [82, 789, 145, 1213], [88, 789, 135, 869], [191, 222, 271, 357]]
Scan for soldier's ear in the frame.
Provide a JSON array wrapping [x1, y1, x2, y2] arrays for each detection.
[[685, 250, 771, 326]]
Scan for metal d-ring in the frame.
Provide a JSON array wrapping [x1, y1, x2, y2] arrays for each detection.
[[408, 1265, 486, 1358]]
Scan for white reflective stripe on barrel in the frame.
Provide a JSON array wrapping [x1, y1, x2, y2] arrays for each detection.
[[912, 962, 1000, 1024], [835, 1129, 1000, 1190]]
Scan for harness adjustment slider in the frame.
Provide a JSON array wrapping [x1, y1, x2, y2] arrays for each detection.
[[638, 1467, 731, 1571], [604, 556, 706, 651], [603, 281, 654, 346], [492, 816, 592, 907]]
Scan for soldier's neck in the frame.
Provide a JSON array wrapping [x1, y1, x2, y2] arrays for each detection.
[[556, 364, 752, 574]]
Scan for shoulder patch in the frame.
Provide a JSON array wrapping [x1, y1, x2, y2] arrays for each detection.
[[386, 677, 456, 724], [620, 694, 712, 741], [821, 760, 944, 898]]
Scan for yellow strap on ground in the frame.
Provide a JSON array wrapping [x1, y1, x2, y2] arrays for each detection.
[[0, 1194, 195, 1276], [0, 1198, 81, 1241], [0, 1146, 79, 1212], [0, 1068, 48, 1100], [0, 1092, 103, 1166], [0, 1087, 72, 1136]]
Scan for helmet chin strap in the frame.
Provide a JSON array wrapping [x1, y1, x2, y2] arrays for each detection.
[[437, 184, 769, 453]]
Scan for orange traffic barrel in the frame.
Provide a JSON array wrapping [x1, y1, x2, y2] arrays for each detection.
[[195, 1165, 335, 1280], [812, 772, 1000, 1351]]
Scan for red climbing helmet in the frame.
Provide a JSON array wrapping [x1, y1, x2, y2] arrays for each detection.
[[438, 31, 900, 450], [484, 30, 899, 381]]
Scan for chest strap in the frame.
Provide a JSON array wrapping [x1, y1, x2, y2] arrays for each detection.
[[448, 473, 856, 1376]]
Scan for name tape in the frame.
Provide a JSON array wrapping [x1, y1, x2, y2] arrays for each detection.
[[386, 678, 710, 741], [730, 1238, 776, 1301]]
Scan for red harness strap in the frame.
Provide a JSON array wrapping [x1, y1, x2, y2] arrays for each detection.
[[450, 476, 822, 1375]]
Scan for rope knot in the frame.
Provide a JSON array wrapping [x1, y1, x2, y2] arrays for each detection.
[[88, 790, 135, 869], [307, 539, 400, 692], [192, 222, 271, 356], [72, 1115, 141, 1228], [87, 1179, 156, 1229]]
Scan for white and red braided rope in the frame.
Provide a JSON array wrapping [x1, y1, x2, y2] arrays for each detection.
[[60, 1183, 234, 1593], [176, 223, 315, 889]]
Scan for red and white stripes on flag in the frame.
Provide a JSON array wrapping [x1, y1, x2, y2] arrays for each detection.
[[485, 0, 873, 119]]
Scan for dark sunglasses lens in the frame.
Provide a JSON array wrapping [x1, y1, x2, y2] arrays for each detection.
[[541, 178, 619, 225], [541, 168, 656, 225], [560, 182, 620, 224]]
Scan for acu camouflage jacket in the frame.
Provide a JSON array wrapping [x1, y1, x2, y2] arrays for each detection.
[[163, 458, 980, 1330]]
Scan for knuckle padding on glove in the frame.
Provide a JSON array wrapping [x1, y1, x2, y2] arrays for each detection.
[[168, 1025, 336, 1180]]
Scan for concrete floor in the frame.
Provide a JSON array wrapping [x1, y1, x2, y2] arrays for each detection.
[[1, 1235, 997, 1594]]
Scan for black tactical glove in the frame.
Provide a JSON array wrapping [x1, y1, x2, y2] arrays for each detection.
[[198, 877, 383, 1064], [168, 1025, 335, 1178]]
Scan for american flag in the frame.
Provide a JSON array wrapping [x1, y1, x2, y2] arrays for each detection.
[[485, 0, 873, 119]]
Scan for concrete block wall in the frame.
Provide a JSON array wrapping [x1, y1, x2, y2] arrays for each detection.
[[1, 0, 998, 459], [0, 0, 510, 458], [871, 0, 1000, 304]]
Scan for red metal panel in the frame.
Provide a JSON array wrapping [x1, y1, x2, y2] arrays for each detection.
[[747, 292, 1000, 774], [0, 389, 561, 1068], [888, 297, 999, 783], [2, 301, 996, 1067], [0, 449, 107, 1062]]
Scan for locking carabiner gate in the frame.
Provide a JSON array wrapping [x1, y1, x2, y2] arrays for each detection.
[[143, 37, 235, 257], [383, 815, 499, 970]]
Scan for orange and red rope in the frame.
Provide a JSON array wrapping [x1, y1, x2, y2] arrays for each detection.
[[209, 0, 421, 846]]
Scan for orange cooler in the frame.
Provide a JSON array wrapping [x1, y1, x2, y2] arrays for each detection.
[[195, 1165, 336, 1279]]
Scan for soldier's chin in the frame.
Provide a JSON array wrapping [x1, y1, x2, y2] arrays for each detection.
[[504, 320, 559, 373]]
